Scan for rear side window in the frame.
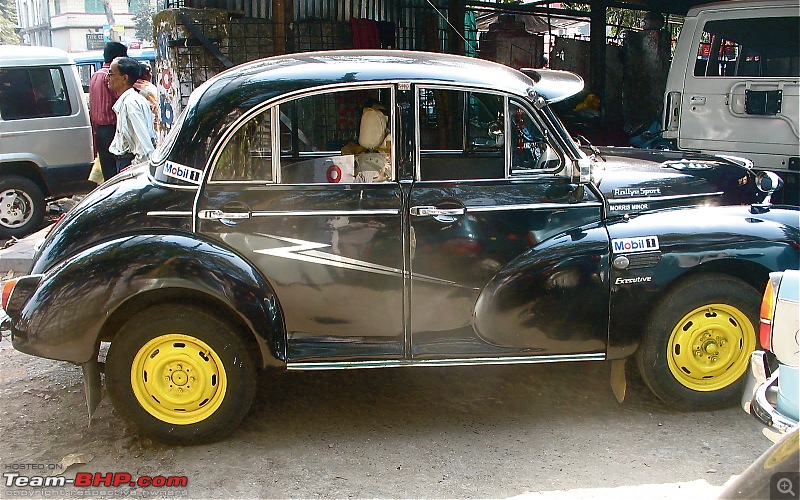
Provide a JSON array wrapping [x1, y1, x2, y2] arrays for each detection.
[[0, 67, 72, 120], [694, 16, 800, 77]]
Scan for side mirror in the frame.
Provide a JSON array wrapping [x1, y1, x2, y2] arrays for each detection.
[[752, 171, 784, 208]]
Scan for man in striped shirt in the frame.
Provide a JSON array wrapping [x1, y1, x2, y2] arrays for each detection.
[[89, 42, 127, 181]]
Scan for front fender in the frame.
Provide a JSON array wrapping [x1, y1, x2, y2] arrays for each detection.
[[10, 234, 285, 365], [606, 205, 800, 359]]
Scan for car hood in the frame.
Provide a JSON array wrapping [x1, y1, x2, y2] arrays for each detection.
[[588, 146, 762, 212]]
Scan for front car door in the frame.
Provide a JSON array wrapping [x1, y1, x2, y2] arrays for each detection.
[[407, 85, 610, 360]]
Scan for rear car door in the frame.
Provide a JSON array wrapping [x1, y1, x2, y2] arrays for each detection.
[[407, 86, 609, 359], [196, 85, 406, 363]]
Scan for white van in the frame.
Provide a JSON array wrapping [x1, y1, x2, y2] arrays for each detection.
[[0, 45, 95, 237], [662, 0, 799, 204]]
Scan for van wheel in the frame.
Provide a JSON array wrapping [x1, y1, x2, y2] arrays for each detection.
[[636, 274, 760, 411], [0, 176, 45, 238], [106, 305, 257, 444]]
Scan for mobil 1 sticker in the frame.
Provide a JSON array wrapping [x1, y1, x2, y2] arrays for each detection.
[[163, 161, 203, 185], [612, 236, 659, 253]]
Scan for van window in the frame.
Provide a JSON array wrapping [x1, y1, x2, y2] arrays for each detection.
[[0, 67, 72, 120], [694, 16, 800, 78]]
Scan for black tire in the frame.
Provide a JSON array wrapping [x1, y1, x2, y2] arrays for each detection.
[[106, 305, 257, 444], [636, 274, 760, 411], [0, 175, 45, 238]]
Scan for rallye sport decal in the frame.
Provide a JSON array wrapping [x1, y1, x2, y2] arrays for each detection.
[[253, 234, 465, 287], [611, 236, 660, 254]]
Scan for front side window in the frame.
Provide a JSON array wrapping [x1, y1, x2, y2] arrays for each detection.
[[417, 88, 561, 181], [279, 87, 392, 184], [694, 16, 799, 77], [0, 67, 71, 120], [418, 88, 505, 181]]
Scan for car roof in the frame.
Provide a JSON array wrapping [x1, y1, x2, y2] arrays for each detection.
[[165, 50, 584, 169], [196, 50, 581, 105], [686, 0, 795, 16], [0, 45, 75, 67]]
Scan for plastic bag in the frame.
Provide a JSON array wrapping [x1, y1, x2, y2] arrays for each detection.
[[88, 156, 104, 184]]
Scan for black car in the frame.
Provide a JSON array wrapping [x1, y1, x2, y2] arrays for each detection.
[[2, 50, 798, 444]]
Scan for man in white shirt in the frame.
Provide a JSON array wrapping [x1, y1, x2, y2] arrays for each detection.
[[107, 57, 156, 174]]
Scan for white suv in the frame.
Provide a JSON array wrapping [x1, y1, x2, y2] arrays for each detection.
[[0, 45, 95, 237]]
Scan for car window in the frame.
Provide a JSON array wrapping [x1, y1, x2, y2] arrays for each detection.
[[693, 16, 799, 78], [279, 87, 393, 184], [417, 88, 506, 181], [0, 67, 72, 120], [510, 100, 562, 174], [211, 108, 273, 182]]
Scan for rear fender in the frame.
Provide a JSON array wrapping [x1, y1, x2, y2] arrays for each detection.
[[11, 234, 285, 366]]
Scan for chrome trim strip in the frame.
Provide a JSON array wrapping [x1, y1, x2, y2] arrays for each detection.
[[467, 202, 602, 212], [608, 192, 724, 204], [287, 353, 604, 370], [250, 209, 400, 217], [147, 211, 193, 217]]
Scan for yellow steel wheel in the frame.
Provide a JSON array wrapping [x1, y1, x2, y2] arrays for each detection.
[[130, 334, 227, 425], [666, 303, 756, 392]]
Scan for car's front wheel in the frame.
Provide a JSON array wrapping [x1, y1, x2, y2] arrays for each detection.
[[636, 274, 760, 410], [106, 305, 257, 444], [0, 175, 45, 238]]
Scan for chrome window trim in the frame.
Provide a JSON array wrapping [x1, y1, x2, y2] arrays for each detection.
[[287, 353, 604, 370], [414, 86, 570, 181], [508, 98, 565, 176], [205, 83, 397, 186]]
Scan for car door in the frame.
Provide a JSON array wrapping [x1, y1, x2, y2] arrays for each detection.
[[196, 85, 407, 363], [407, 86, 609, 359]]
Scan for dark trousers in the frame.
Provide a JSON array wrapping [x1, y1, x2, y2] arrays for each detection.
[[95, 124, 117, 181], [115, 153, 135, 173]]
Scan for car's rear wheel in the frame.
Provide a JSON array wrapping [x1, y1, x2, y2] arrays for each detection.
[[0, 176, 45, 238], [636, 274, 760, 410], [106, 305, 257, 444]]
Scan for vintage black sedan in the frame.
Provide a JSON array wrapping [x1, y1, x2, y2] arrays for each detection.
[[2, 51, 798, 444]]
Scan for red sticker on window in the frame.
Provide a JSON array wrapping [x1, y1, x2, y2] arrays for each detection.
[[327, 165, 342, 183]]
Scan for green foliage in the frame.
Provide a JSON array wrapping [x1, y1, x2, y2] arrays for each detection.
[[133, 2, 154, 42], [0, 0, 19, 44]]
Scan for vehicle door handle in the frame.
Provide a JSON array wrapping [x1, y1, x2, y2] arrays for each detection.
[[198, 210, 251, 220], [410, 206, 465, 217], [690, 96, 706, 105]]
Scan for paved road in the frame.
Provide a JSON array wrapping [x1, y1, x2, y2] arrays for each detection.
[[0, 338, 771, 499]]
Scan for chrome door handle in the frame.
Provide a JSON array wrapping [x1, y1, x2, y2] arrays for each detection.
[[410, 206, 465, 217], [198, 210, 251, 220]]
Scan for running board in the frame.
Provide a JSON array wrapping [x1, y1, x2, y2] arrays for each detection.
[[287, 353, 605, 371]]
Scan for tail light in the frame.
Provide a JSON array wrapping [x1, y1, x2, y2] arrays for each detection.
[[759, 275, 780, 350], [2, 278, 19, 310]]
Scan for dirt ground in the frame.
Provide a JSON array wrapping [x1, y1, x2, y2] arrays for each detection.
[[0, 331, 773, 499]]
